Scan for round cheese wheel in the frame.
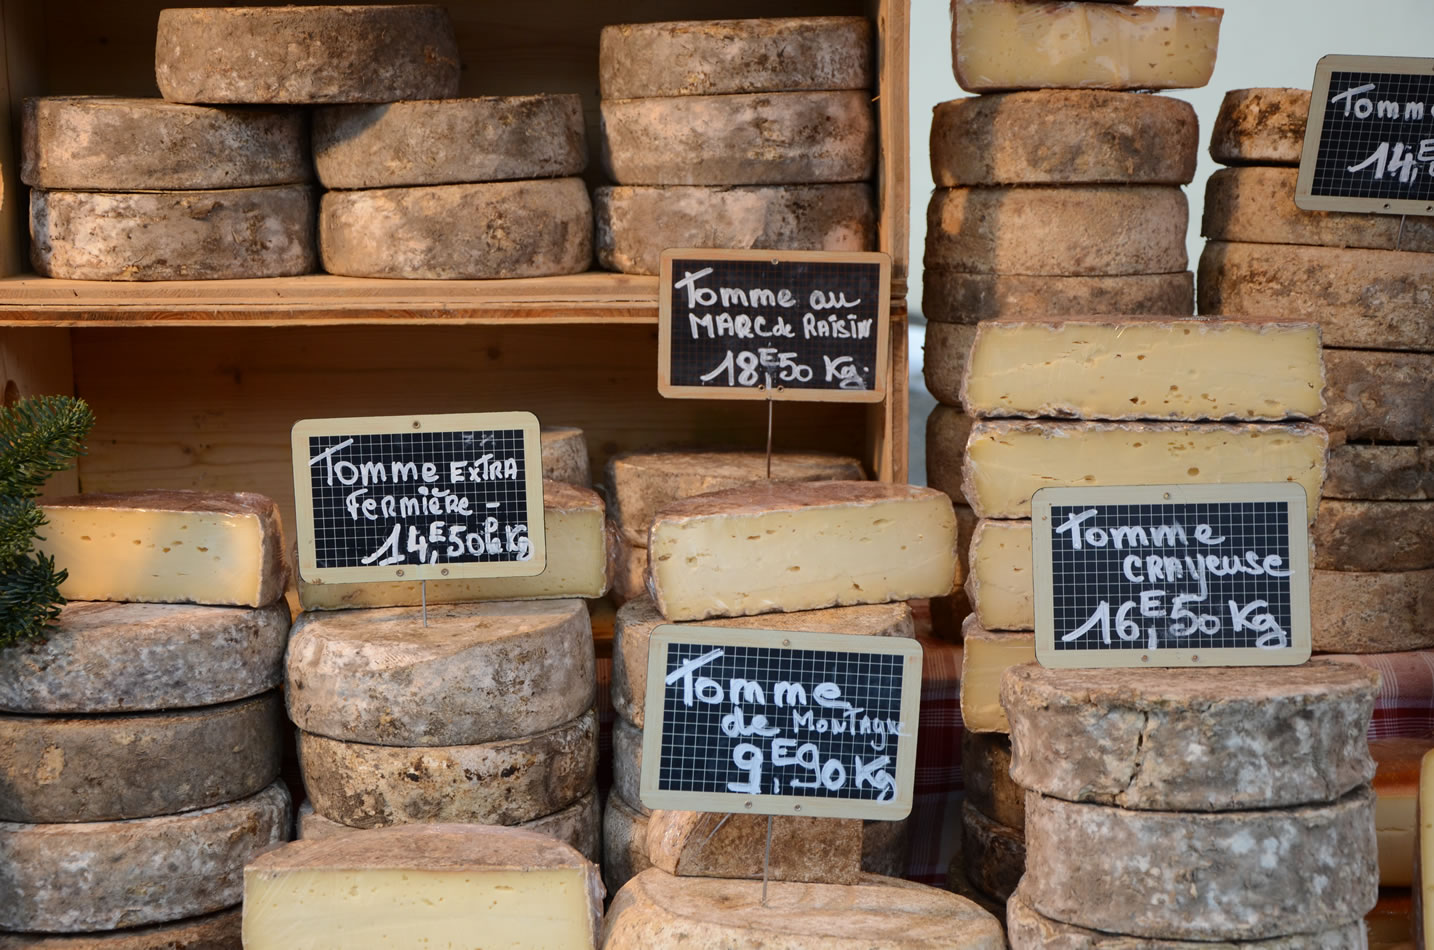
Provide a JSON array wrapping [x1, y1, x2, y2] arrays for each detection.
[[1002, 661, 1379, 811], [922, 268, 1194, 324], [602, 792, 653, 896], [860, 816, 910, 879], [0, 782, 289, 933], [154, 5, 459, 105], [961, 731, 1022, 831], [609, 534, 648, 607], [922, 323, 975, 407], [297, 709, 596, 828], [1322, 349, 1434, 443], [594, 183, 875, 276], [1209, 88, 1311, 167], [1314, 499, 1434, 572], [924, 404, 974, 505], [31, 186, 315, 281], [1324, 444, 1434, 502], [599, 91, 875, 186], [286, 600, 594, 746], [1312, 569, 1434, 653], [599, 17, 872, 99], [312, 95, 587, 189], [540, 426, 591, 487], [319, 178, 592, 279], [0, 907, 242, 950], [22, 97, 309, 191], [932, 91, 1197, 186], [960, 801, 1023, 903], [611, 715, 646, 814], [0, 601, 289, 714]]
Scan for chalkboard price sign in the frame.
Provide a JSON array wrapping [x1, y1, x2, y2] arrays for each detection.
[[1296, 54, 1434, 217], [291, 412, 546, 585], [1032, 484, 1312, 669], [658, 248, 891, 403], [640, 626, 921, 820]]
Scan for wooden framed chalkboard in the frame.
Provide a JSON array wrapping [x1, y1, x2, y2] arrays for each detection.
[[1296, 54, 1434, 217], [1031, 483, 1312, 670], [657, 248, 891, 403], [640, 626, 921, 820], [291, 412, 546, 585]]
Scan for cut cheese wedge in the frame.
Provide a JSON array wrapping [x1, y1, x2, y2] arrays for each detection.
[[959, 619, 1035, 734], [1374, 738, 1434, 887], [647, 481, 957, 621], [967, 519, 1035, 632]]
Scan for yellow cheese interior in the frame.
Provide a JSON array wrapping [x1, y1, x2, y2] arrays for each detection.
[[1378, 789, 1418, 887], [242, 867, 594, 950], [960, 631, 1035, 734], [970, 520, 1035, 631]]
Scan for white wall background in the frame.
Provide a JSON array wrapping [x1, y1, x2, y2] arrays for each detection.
[[906, 0, 1434, 482]]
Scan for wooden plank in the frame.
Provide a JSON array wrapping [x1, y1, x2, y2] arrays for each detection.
[[876, 0, 911, 294], [0, 326, 78, 496]]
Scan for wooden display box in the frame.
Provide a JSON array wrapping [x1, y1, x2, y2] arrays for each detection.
[[0, 0, 911, 531]]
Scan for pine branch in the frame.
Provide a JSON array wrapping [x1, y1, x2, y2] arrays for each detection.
[[0, 552, 67, 648], [0, 496, 46, 569], [0, 395, 95, 498]]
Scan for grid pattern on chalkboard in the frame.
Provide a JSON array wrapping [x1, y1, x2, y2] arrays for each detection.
[[657, 640, 906, 801], [1311, 70, 1434, 202], [667, 257, 882, 392], [1049, 501, 1293, 653], [307, 428, 528, 570]]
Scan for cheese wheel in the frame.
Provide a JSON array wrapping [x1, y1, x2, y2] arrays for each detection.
[[319, 178, 592, 279], [1199, 242, 1434, 353], [0, 601, 288, 714], [945, 850, 1008, 921], [0, 781, 289, 933], [1002, 662, 1379, 811], [1210, 88, 1311, 167], [611, 595, 913, 728], [925, 186, 1188, 276], [1315, 500, 1434, 572], [961, 801, 1024, 902], [0, 907, 242, 950], [646, 812, 863, 885], [541, 427, 591, 487], [610, 533, 648, 606], [154, 5, 460, 105], [286, 600, 594, 746], [599, 92, 875, 186], [31, 186, 315, 281], [931, 91, 1198, 186], [925, 405, 974, 505], [1312, 569, 1434, 654], [962, 731, 1023, 831], [599, 17, 872, 99], [312, 95, 586, 189], [611, 715, 645, 812], [967, 519, 1035, 631], [922, 268, 1194, 324], [22, 97, 309, 191], [594, 183, 876, 276], [0, 693, 282, 823], [861, 817, 910, 879], [1325, 444, 1434, 502], [297, 710, 596, 828], [1022, 787, 1378, 940], [922, 323, 975, 408], [1323, 349, 1434, 443], [608, 451, 865, 548], [602, 793, 654, 896], [1204, 166, 1434, 252], [603, 869, 1006, 950]]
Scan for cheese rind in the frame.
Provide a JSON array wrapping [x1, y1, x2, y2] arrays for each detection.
[[0, 907, 243, 950], [599, 92, 875, 186], [285, 600, 594, 746], [1022, 787, 1378, 940], [1312, 570, 1434, 654], [963, 421, 1328, 520], [961, 801, 1024, 902], [0, 693, 282, 823], [963, 319, 1325, 422], [931, 91, 1198, 186], [967, 519, 1034, 631], [922, 323, 976, 408], [0, 781, 289, 933], [861, 817, 911, 880], [647, 481, 957, 621], [646, 812, 864, 885], [541, 427, 591, 487], [962, 731, 1023, 831], [1322, 350, 1434, 444], [925, 186, 1188, 276], [1001, 662, 1379, 811], [242, 824, 603, 950], [1315, 500, 1434, 572], [1372, 739, 1434, 888], [1209, 88, 1312, 167], [1199, 242, 1434, 352], [922, 269, 1194, 324], [611, 716, 646, 813], [0, 600, 289, 713], [959, 620, 1035, 734], [610, 534, 648, 606], [1325, 444, 1434, 502], [952, 2, 1223, 93], [36, 491, 286, 608], [599, 17, 873, 99], [602, 793, 653, 895], [925, 405, 974, 504]]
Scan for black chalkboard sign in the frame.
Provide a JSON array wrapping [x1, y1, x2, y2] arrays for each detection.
[[290, 412, 546, 584], [640, 626, 921, 820], [658, 248, 891, 403], [1296, 54, 1434, 217], [1032, 484, 1312, 669]]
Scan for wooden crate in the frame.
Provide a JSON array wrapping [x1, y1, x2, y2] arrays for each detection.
[[0, 0, 911, 531]]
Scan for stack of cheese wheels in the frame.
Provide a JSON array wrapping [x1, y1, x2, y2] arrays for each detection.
[[924, 0, 1223, 637], [1, 490, 293, 943], [1198, 88, 1434, 656], [593, 17, 878, 275], [999, 662, 1382, 946], [604, 450, 866, 605]]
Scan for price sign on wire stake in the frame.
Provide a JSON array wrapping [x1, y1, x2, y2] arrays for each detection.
[[1032, 483, 1312, 669], [1296, 54, 1434, 217], [291, 412, 545, 585], [658, 248, 891, 402], [640, 626, 921, 820]]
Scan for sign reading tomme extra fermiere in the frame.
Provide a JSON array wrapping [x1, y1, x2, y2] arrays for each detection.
[[1031, 483, 1312, 669], [1296, 54, 1434, 216], [640, 626, 921, 820], [658, 248, 891, 403], [291, 412, 545, 585]]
